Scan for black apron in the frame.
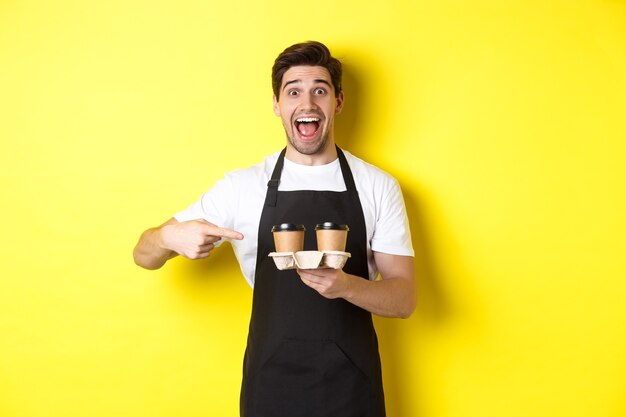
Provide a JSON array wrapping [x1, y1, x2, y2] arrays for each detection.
[[240, 147, 386, 417]]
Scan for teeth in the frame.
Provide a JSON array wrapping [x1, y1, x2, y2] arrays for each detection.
[[296, 117, 320, 123]]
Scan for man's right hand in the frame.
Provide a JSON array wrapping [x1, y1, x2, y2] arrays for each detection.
[[133, 218, 243, 270], [160, 219, 244, 260]]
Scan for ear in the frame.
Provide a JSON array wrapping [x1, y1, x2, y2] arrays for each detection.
[[335, 91, 344, 114], [273, 95, 280, 116]]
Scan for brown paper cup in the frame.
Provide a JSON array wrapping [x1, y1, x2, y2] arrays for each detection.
[[272, 223, 306, 253], [315, 222, 349, 252]]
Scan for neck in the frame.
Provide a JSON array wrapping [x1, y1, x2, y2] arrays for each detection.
[[285, 140, 338, 166]]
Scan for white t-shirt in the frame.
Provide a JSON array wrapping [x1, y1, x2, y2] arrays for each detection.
[[174, 150, 414, 287]]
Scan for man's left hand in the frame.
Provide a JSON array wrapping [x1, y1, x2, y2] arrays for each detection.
[[296, 268, 352, 299], [298, 253, 415, 318]]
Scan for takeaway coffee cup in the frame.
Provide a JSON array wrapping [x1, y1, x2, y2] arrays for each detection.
[[315, 222, 350, 252], [271, 223, 306, 253]]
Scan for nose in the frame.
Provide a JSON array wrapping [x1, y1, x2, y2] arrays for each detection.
[[300, 92, 318, 110]]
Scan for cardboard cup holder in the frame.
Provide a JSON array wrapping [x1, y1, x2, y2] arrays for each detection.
[[268, 251, 351, 270]]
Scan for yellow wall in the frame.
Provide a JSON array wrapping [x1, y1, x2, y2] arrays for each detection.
[[1, 1, 625, 416]]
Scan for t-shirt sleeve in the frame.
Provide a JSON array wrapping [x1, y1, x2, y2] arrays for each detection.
[[370, 177, 415, 257], [173, 175, 237, 244]]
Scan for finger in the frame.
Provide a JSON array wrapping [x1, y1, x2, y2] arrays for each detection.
[[299, 275, 316, 289], [200, 223, 244, 240], [297, 268, 326, 279], [297, 269, 323, 284], [198, 243, 215, 252], [300, 276, 329, 296], [212, 226, 244, 240], [194, 244, 215, 258], [203, 235, 222, 245], [195, 251, 211, 259], [181, 249, 211, 260]]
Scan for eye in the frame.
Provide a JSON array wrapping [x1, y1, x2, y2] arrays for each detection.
[[314, 88, 327, 95], [288, 89, 299, 96]]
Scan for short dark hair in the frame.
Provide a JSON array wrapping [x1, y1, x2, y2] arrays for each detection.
[[272, 41, 342, 100]]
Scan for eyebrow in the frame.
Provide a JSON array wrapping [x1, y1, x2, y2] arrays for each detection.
[[282, 79, 332, 91]]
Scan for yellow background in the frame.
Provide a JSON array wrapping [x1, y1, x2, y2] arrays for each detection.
[[1, 0, 625, 416]]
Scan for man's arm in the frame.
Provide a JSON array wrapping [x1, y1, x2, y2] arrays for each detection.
[[133, 218, 243, 270], [296, 252, 416, 318]]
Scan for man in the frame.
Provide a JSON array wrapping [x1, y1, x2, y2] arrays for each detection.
[[133, 41, 416, 417]]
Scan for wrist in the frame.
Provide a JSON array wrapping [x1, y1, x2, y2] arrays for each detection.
[[341, 271, 358, 300], [156, 225, 171, 251]]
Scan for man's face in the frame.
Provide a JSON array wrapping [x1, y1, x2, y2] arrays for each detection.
[[273, 65, 344, 156]]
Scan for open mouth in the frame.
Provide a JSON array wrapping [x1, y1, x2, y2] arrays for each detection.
[[294, 116, 321, 140]]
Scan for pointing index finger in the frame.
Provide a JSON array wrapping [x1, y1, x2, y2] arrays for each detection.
[[210, 225, 244, 240]]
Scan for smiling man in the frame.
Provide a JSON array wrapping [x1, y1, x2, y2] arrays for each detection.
[[133, 41, 416, 417]]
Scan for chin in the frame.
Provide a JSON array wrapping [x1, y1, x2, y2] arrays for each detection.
[[288, 134, 329, 155]]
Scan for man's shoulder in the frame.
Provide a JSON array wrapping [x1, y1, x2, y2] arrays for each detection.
[[343, 150, 399, 186]]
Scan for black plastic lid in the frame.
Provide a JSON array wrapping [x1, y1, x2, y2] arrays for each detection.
[[271, 223, 306, 232], [314, 222, 350, 231]]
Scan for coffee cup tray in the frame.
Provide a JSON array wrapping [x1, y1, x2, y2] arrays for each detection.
[[268, 251, 351, 270]]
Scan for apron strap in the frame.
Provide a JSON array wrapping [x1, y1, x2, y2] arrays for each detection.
[[265, 148, 286, 207], [335, 146, 357, 193]]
